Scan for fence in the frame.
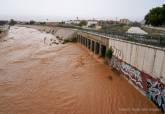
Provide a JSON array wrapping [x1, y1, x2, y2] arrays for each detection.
[[57, 24, 165, 47], [81, 29, 165, 47]]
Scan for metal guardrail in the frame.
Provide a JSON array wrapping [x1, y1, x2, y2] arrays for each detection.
[[81, 29, 165, 47], [57, 24, 165, 47]]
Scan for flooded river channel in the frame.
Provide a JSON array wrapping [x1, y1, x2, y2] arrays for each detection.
[[0, 26, 162, 114]]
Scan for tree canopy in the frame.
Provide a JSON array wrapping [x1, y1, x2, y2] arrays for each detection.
[[78, 20, 87, 27], [29, 20, 36, 25], [145, 4, 165, 26], [9, 19, 17, 26]]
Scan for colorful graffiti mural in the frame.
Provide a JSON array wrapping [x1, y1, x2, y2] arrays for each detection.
[[121, 62, 143, 89], [110, 56, 121, 71], [146, 79, 165, 112], [112, 46, 123, 59], [109, 56, 165, 112], [110, 56, 143, 89]]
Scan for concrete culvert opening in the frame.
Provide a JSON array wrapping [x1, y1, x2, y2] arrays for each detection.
[[101, 45, 106, 57], [95, 42, 100, 54], [92, 41, 95, 52], [88, 39, 91, 49]]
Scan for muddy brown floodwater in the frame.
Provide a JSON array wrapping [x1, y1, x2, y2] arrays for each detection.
[[0, 26, 162, 114]]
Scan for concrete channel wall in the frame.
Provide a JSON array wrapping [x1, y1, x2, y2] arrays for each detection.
[[0, 30, 8, 39], [0, 25, 9, 39], [108, 38, 165, 112], [109, 39, 165, 80], [76, 31, 165, 112]]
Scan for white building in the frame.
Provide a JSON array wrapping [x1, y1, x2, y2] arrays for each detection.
[[87, 20, 98, 27], [65, 20, 81, 25], [120, 19, 130, 25]]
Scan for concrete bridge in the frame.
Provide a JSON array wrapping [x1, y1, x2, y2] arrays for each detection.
[[76, 30, 165, 113], [77, 31, 109, 57]]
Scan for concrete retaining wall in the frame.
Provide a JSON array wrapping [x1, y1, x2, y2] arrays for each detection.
[[0, 30, 8, 39], [109, 38, 165, 112], [76, 31, 165, 112]]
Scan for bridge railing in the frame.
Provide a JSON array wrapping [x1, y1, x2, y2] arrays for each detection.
[[80, 29, 165, 47], [57, 24, 165, 47]]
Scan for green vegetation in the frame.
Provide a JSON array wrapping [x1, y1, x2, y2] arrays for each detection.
[[145, 4, 165, 26], [105, 47, 114, 59], [59, 21, 65, 24], [64, 37, 77, 43], [99, 24, 130, 33], [39, 22, 46, 25], [9, 19, 17, 26], [141, 26, 165, 36], [29, 20, 36, 25], [78, 20, 87, 27]]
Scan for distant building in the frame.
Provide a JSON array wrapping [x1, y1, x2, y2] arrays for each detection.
[[65, 19, 101, 30], [66, 20, 99, 26], [119, 19, 130, 25], [87, 20, 98, 27], [0, 20, 8, 26], [65, 20, 80, 25], [86, 20, 101, 30]]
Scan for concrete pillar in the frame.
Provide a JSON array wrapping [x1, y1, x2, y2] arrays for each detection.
[[77, 35, 80, 43], [99, 44, 102, 56], [85, 38, 87, 47], [95, 42, 100, 54], [82, 37, 84, 45], [94, 42, 97, 54], [79, 36, 80, 43], [81, 36, 83, 44], [88, 39, 90, 49], [92, 41, 95, 53], [100, 45, 107, 57], [77, 35, 79, 42], [86, 39, 88, 47], [90, 40, 93, 51], [86, 39, 89, 48]]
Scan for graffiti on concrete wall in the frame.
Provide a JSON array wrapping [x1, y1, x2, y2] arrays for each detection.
[[110, 56, 143, 89], [109, 56, 165, 112], [146, 79, 165, 112], [112, 46, 123, 59], [110, 56, 121, 71], [121, 62, 143, 89]]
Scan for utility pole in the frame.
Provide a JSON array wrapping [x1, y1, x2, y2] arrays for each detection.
[[115, 17, 117, 24]]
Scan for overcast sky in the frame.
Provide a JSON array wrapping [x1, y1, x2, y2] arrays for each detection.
[[0, 0, 164, 22]]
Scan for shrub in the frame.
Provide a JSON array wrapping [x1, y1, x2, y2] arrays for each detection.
[[78, 20, 87, 27], [64, 39, 70, 43], [9, 19, 17, 26], [105, 47, 114, 58], [29, 20, 35, 25]]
